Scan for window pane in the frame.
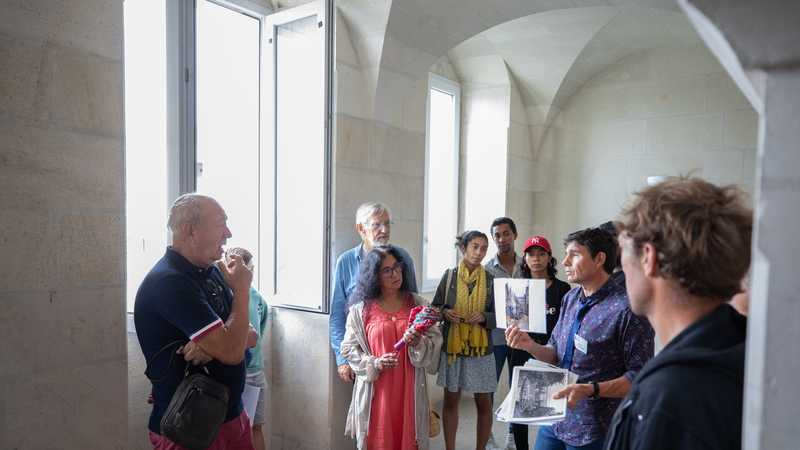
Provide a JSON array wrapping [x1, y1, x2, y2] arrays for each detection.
[[196, 1, 261, 283], [124, 0, 167, 312], [425, 88, 458, 281], [273, 13, 325, 308]]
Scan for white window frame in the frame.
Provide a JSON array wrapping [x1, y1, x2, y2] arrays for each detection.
[[261, 0, 333, 312], [421, 73, 461, 293], [163, 0, 332, 313], [167, 0, 271, 198]]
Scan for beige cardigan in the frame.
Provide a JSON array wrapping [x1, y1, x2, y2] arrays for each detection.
[[340, 294, 443, 450]]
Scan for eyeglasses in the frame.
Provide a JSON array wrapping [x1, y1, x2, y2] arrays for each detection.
[[366, 220, 393, 231], [204, 278, 227, 315], [379, 262, 404, 277]]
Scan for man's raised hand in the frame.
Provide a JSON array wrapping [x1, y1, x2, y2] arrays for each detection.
[[217, 254, 253, 293]]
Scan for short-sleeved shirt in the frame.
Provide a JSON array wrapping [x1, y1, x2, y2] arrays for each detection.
[[484, 253, 524, 345], [246, 287, 269, 374], [134, 248, 246, 434], [531, 278, 572, 345], [548, 277, 654, 446]]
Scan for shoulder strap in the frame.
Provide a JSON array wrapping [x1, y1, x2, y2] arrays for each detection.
[[144, 339, 187, 383], [445, 268, 453, 305]]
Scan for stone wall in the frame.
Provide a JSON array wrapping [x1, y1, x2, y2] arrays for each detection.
[[532, 45, 758, 263], [0, 1, 127, 448]]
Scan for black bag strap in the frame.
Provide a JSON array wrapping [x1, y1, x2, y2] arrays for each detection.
[[145, 339, 214, 383], [144, 339, 187, 383]]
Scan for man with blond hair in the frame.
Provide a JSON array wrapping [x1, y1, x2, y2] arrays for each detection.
[[604, 177, 751, 450], [329, 202, 418, 382]]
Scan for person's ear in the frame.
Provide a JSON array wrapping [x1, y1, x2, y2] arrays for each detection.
[[594, 251, 607, 270], [180, 222, 194, 240], [641, 243, 658, 277], [355, 222, 365, 237]]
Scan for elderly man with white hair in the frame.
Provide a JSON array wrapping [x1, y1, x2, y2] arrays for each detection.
[[329, 202, 418, 382], [134, 193, 256, 450]]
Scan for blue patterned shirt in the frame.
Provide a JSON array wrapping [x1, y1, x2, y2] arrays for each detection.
[[548, 277, 654, 446]]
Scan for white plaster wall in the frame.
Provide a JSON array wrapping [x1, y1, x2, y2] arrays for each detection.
[[460, 80, 510, 239], [0, 1, 127, 448], [533, 45, 757, 262], [507, 73, 540, 242]]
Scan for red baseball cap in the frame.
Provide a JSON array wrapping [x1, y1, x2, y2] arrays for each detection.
[[523, 235, 552, 254]]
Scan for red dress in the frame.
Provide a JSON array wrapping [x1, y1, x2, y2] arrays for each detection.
[[364, 297, 418, 450]]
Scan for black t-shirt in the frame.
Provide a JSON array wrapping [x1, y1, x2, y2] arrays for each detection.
[[531, 278, 572, 345], [134, 248, 245, 434]]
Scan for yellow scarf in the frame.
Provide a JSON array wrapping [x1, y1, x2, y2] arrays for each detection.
[[446, 261, 489, 364]]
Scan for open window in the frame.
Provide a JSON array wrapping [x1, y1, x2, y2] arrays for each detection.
[[261, 1, 332, 311], [422, 74, 461, 292], [124, 0, 332, 314]]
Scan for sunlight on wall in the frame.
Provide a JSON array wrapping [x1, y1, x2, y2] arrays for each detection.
[[124, 0, 168, 312], [462, 92, 509, 251]]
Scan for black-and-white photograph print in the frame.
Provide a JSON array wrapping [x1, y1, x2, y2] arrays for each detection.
[[505, 280, 529, 329], [494, 278, 547, 332], [511, 366, 568, 421]]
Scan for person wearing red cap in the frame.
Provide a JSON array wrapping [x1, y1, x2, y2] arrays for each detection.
[[508, 236, 572, 450], [519, 236, 572, 346]]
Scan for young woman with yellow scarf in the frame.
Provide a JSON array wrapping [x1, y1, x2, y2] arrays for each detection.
[[431, 230, 497, 450]]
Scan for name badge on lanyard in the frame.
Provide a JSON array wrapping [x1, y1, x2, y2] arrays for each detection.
[[574, 333, 588, 354]]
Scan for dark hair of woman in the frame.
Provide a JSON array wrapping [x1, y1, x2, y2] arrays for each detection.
[[454, 230, 488, 252], [349, 245, 409, 307], [519, 248, 558, 280]]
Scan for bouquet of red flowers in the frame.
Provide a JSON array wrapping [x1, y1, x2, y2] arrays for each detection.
[[394, 305, 441, 350]]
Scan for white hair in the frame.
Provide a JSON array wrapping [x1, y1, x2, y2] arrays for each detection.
[[355, 202, 392, 225], [168, 193, 209, 235]]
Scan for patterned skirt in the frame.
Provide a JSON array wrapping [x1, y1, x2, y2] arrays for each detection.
[[436, 352, 497, 393]]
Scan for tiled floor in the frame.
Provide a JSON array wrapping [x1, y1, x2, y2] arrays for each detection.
[[427, 365, 538, 450]]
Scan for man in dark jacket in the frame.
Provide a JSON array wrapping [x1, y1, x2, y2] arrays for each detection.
[[605, 177, 752, 450]]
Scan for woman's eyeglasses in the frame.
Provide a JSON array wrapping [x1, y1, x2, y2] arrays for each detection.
[[379, 262, 404, 277]]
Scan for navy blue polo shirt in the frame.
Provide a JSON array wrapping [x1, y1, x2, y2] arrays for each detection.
[[134, 247, 245, 434]]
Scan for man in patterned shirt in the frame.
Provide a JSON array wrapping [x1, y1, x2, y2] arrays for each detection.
[[506, 228, 654, 450]]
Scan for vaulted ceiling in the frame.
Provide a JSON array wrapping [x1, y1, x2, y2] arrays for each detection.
[[448, 5, 704, 126]]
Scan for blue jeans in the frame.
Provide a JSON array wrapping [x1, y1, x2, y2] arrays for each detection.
[[533, 426, 605, 450]]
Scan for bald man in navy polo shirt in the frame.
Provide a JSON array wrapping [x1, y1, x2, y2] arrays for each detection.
[[135, 193, 256, 450]]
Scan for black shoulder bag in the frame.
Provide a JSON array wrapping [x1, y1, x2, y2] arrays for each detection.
[[145, 340, 230, 450]]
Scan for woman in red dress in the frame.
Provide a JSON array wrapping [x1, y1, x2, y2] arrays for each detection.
[[341, 245, 442, 450]]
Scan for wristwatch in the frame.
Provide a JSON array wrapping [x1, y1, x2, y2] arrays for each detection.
[[590, 381, 600, 399]]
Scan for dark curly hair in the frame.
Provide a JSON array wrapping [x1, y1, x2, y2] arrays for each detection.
[[490, 217, 517, 236], [349, 245, 410, 306]]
